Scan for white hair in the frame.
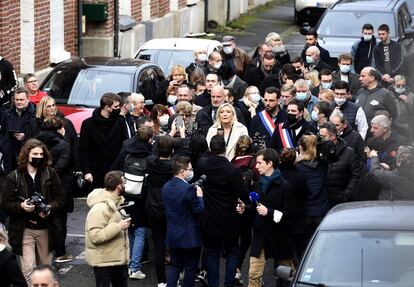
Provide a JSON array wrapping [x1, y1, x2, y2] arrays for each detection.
[[130, 93, 145, 103], [371, 115, 391, 130]]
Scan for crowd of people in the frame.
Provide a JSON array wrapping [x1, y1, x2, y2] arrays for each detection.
[[0, 20, 414, 287]]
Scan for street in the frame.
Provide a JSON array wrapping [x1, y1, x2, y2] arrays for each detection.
[[59, 0, 304, 286]]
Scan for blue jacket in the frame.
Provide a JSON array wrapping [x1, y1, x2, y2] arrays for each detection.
[[162, 177, 204, 248]]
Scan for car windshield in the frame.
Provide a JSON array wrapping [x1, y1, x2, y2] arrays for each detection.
[[68, 70, 134, 107], [298, 230, 414, 287], [138, 49, 194, 75], [317, 11, 396, 37]]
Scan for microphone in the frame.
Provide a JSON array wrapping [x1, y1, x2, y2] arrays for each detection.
[[249, 191, 261, 205]]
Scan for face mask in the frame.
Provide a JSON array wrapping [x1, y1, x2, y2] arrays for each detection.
[[296, 92, 308, 101], [167, 95, 177, 105], [295, 69, 303, 75], [363, 34, 372, 41], [30, 157, 44, 168], [395, 87, 406, 94], [334, 97, 347, 106], [272, 45, 285, 54], [251, 93, 261, 103], [159, 114, 169, 126], [110, 108, 120, 118], [197, 53, 207, 62], [340, 65, 351, 74], [321, 82, 332, 90], [311, 110, 319, 121], [287, 113, 298, 124], [223, 46, 234, 55], [306, 56, 314, 64], [185, 170, 194, 182], [213, 62, 222, 70], [129, 104, 134, 113], [306, 79, 313, 87]]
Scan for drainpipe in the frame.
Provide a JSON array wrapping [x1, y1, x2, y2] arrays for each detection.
[[77, 0, 83, 57], [114, 0, 119, 57], [204, 0, 209, 32], [226, 0, 230, 24]]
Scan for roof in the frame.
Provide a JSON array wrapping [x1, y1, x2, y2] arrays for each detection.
[[333, 0, 401, 11], [319, 201, 414, 231], [138, 38, 222, 51]]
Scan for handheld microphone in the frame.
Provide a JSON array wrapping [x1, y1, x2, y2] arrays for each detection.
[[249, 191, 261, 206]]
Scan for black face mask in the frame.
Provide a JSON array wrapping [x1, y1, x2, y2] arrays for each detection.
[[295, 69, 302, 75], [110, 108, 120, 118], [287, 113, 298, 124], [30, 157, 44, 168]]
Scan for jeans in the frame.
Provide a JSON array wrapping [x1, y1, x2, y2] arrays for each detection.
[[167, 247, 201, 287], [128, 226, 146, 272], [93, 265, 128, 287], [204, 236, 239, 287]]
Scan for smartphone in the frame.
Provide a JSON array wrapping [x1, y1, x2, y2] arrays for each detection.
[[8, 130, 22, 134], [217, 128, 224, 137], [176, 115, 184, 129]]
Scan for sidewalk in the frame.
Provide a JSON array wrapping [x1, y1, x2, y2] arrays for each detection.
[[210, 0, 298, 55]]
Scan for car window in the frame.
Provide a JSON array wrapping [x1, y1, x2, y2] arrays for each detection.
[[41, 67, 81, 104], [406, 1, 414, 15], [137, 49, 156, 62], [317, 11, 395, 37], [139, 50, 194, 75], [68, 70, 133, 107], [298, 230, 414, 286]]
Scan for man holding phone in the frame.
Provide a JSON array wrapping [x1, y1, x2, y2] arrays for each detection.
[[85, 171, 131, 287]]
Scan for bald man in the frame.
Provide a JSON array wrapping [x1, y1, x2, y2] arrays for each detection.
[[305, 46, 332, 72]]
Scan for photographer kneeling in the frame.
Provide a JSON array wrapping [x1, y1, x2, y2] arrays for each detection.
[[0, 139, 65, 284]]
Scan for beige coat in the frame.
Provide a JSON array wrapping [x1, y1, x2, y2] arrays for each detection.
[[206, 121, 248, 161], [85, 188, 129, 267]]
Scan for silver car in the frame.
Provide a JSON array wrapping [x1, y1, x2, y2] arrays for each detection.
[[294, 0, 338, 24]]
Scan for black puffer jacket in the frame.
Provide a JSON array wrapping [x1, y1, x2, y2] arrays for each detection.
[[0, 247, 27, 287], [326, 137, 361, 207], [340, 124, 366, 162]]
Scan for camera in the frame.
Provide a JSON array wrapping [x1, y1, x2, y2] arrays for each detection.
[[27, 192, 50, 214], [193, 175, 207, 187], [316, 134, 336, 162], [252, 133, 266, 153]]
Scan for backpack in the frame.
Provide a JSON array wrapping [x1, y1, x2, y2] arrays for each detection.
[[123, 154, 147, 197], [240, 157, 257, 191]]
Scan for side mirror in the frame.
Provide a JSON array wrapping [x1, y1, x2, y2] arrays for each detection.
[[300, 22, 311, 35], [275, 265, 293, 281]]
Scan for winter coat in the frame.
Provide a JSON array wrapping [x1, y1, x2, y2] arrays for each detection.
[[250, 175, 296, 260], [0, 245, 27, 287], [340, 125, 366, 162], [295, 160, 329, 218], [370, 156, 414, 200], [0, 167, 65, 255], [79, 108, 127, 188], [249, 109, 287, 147], [85, 188, 129, 267], [301, 44, 331, 68], [220, 47, 250, 80], [195, 154, 249, 239], [145, 155, 173, 218], [332, 69, 361, 96], [373, 40, 403, 77], [326, 137, 361, 207], [0, 57, 18, 106], [351, 36, 378, 75], [388, 87, 414, 141]]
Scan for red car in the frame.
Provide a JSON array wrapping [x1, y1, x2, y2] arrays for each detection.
[[40, 57, 165, 133]]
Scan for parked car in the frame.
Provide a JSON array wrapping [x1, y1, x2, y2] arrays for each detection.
[[301, 0, 414, 59], [277, 201, 414, 287], [134, 38, 222, 75], [39, 57, 165, 133], [294, 0, 338, 25]]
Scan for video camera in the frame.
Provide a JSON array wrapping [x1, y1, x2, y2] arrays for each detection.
[[316, 133, 336, 162]]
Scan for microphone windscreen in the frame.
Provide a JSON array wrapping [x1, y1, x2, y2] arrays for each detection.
[[249, 191, 260, 203]]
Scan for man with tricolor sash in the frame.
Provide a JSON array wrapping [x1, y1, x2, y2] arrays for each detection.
[[267, 99, 317, 152], [249, 87, 287, 146]]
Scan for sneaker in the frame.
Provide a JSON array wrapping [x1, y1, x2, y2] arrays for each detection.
[[129, 270, 146, 280], [55, 254, 73, 263], [157, 283, 167, 287], [197, 270, 207, 286], [235, 271, 243, 286]]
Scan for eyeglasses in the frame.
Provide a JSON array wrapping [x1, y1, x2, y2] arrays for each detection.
[[26, 79, 38, 84]]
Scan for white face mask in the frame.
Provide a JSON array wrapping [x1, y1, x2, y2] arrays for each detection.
[[363, 34, 373, 41], [213, 62, 222, 70], [334, 97, 346, 106], [340, 65, 351, 74], [197, 53, 207, 62], [251, 93, 261, 103], [159, 114, 169, 126], [223, 46, 234, 55], [167, 95, 177, 105]]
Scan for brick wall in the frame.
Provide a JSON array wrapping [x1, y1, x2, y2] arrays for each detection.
[[84, 0, 114, 37], [131, 0, 142, 22], [34, 0, 50, 70], [159, 0, 169, 17], [64, 0, 78, 56], [0, 1, 21, 74], [178, 0, 187, 9]]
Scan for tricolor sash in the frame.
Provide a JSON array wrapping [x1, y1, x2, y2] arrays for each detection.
[[278, 123, 294, 149], [258, 110, 275, 136], [168, 105, 176, 116]]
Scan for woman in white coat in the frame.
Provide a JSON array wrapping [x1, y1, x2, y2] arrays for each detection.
[[206, 103, 248, 161]]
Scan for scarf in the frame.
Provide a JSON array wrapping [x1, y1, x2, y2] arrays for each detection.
[[260, 169, 282, 194]]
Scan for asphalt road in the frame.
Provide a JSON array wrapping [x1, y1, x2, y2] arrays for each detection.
[[59, 1, 304, 286]]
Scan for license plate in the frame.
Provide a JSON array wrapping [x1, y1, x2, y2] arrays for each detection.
[[316, 2, 332, 8]]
